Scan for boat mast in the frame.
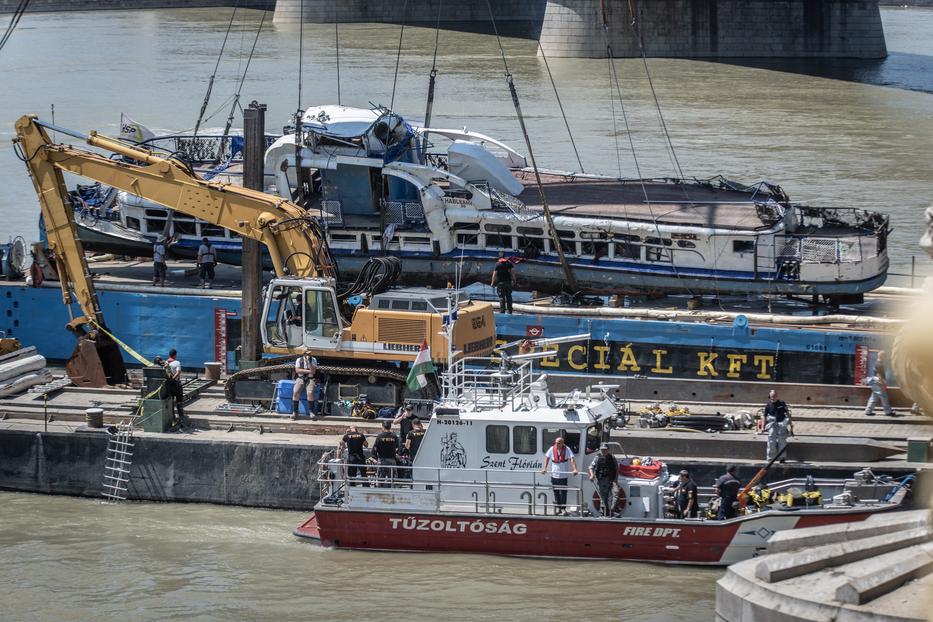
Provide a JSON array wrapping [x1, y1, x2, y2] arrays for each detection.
[[420, 0, 443, 162]]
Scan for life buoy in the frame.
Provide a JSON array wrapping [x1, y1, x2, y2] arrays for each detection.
[[592, 486, 626, 515]]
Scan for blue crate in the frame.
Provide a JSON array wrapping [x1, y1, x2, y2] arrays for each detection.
[[276, 379, 311, 416]]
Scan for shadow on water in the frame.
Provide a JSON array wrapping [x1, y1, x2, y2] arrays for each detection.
[[708, 52, 933, 94]]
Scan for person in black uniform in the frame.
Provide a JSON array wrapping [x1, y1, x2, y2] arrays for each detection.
[[714, 465, 742, 520], [763, 389, 791, 462], [372, 420, 400, 487], [673, 470, 699, 518], [393, 403, 417, 442], [406, 419, 426, 466], [339, 425, 369, 486], [588, 443, 619, 517], [490, 251, 517, 314]]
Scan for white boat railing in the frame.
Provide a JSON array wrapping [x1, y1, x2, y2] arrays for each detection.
[[319, 461, 587, 517], [440, 357, 537, 411]]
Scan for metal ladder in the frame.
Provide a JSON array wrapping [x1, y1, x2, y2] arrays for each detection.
[[101, 422, 134, 504]]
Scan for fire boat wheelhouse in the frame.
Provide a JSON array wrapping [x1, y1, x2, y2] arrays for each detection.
[[296, 345, 909, 565]]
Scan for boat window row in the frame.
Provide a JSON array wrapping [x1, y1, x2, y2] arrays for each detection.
[[451, 223, 699, 262], [131, 210, 240, 240], [484, 424, 600, 455]]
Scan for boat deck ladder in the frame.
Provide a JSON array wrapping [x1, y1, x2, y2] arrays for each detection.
[[101, 421, 134, 504]]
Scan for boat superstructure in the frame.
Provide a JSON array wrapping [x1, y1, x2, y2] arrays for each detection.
[[263, 104, 889, 302], [297, 350, 909, 564], [70, 105, 889, 302]]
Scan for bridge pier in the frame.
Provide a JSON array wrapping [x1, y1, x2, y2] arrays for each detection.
[[273, 0, 887, 60], [538, 0, 887, 59]]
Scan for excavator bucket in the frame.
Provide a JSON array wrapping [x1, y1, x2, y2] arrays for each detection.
[[64, 320, 128, 388]]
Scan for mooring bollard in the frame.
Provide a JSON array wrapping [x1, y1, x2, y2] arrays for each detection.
[[85, 407, 104, 429]]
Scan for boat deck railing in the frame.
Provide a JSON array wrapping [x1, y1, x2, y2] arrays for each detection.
[[441, 357, 537, 411], [319, 462, 589, 517]]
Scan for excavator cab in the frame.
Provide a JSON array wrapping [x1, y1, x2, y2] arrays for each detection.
[[262, 278, 343, 352]]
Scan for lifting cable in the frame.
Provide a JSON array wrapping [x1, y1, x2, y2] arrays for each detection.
[[0, 0, 30, 54], [335, 23, 341, 105], [536, 42, 584, 173], [484, 0, 578, 294], [420, 0, 443, 159], [625, 0, 684, 180], [215, 8, 267, 162], [292, 0, 311, 207], [389, 0, 410, 111], [194, 0, 240, 137]]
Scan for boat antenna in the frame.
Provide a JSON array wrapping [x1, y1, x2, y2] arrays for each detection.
[[335, 22, 341, 105], [215, 8, 266, 162], [536, 42, 584, 173], [194, 0, 240, 137], [389, 0, 409, 111], [484, 0, 579, 294], [420, 0, 443, 162]]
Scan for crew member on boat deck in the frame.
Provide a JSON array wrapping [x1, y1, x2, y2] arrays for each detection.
[[588, 443, 619, 517], [152, 236, 167, 287], [714, 465, 742, 520], [672, 470, 698, 519], [393, 403, 416, 441], [373, 421, 400, 486], [541, 437, 578, 515], [406, 419, 426, 461], [864, 350, 895, 417], [165, 348, 186, 430], [292, 349, 320, 420], [490, 251, 517, 314], [339, 425, 369, 486], [197, 237, 216, 289], [764, 389, 791, 462]]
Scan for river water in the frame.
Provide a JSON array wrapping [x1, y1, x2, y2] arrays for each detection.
[[0, 492, 718, 621], [0, 9, 932, 619], [1, 7, 933, 277]]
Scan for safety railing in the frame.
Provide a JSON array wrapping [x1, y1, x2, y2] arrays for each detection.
[[440, 357, 536, 411], [319, 461, 586, 517]]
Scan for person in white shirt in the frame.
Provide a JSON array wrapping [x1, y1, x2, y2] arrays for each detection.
[[152, 237, 167, 287], [292, 349, 320, 420], [197, 237, 216, 289], [165, 349, 185, 429], [540, 437, 578, 515]]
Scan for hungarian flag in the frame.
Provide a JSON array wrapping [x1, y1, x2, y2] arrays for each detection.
[[406, 341, 435, 392]]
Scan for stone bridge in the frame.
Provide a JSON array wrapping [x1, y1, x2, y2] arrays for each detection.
[[4, 0, 887, 58]]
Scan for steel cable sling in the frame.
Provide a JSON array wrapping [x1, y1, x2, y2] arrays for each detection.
[[484, 0, 579, 295], [194, 0, 240, 137], [0, 0, 30, 54]]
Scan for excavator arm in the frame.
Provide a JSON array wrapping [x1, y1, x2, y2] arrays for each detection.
[[14, 114, 337, 386]]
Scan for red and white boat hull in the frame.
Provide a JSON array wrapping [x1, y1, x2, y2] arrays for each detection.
[[295, 506, 892, 565]]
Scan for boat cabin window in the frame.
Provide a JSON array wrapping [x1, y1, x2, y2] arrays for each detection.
[[676, 240, 697, 249], [451, 222, 480, 230], [484, 224, 512, 233], [733, 240, 756, 254], [542, 428, 580, 453], [304, 289, 340, 338], [517, 226, 542, 236], [200, 224, 224, 238], [485, 425, 510, 454], [411, 301, 427, 311], [174, 220, 197, 236], [126, 217, 140, 230], [485, 233, 513, 249], [646, 246, 671, 262], [584, 425, 601, 454], [457, 232, 480, 245], [613, 242, 641, 260], [581, 241, 609, 259], [513, 426, 537, 455], [391, 300, 409, 310]]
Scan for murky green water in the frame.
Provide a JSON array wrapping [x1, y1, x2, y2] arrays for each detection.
[[1, 7, 933, 279], [0, 492, 719, 621]]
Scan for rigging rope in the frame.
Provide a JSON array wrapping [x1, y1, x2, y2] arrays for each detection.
[[484, 0, 579, 294], [421, 0, 443, 159], [625, 0, 684, 180], [536, 42, 584, 173], [390, 0, 410, 111], [216, 9, 266, 162], [194, 0, 240, 137], [335, 22, 341, 105], [0, 0, 30, 54]]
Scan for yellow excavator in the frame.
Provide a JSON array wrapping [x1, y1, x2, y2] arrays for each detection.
[[14, 114, 495, 406]]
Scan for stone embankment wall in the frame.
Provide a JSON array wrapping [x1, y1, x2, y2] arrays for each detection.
[[0, 429, 327, 510]]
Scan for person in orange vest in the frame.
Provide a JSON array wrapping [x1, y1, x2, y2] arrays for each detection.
[[541, 437, 578, 515]]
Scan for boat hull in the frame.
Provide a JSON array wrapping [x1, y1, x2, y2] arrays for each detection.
[[297, 506, 889, 565]]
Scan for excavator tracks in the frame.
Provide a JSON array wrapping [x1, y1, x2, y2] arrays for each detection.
[[224, 361, 407, 403]]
